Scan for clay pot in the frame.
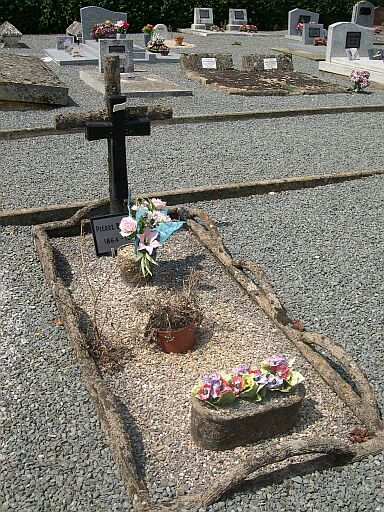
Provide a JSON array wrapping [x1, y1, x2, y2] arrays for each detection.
[[156, 319, 196, 353], [175, 36, 184, 46]]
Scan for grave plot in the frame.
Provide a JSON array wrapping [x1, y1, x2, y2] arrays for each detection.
[[0, 54, 68, 106], [181, 53, 347, 96], [33, 202, 384, 510]]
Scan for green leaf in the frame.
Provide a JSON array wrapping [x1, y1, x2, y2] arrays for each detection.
[[216, 390, 236, 406]]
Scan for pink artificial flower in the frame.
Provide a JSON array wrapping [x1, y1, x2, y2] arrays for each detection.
[[231, 376, 243, 395], [137, 228, 162, 255], [151, 198, 167, 210], [119, 216, 137, 236], [197, 384, 211, 400], [275, 365, 290, 379]]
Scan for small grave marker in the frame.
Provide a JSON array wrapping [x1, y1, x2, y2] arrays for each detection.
[[191, 7, 214, 30], [56, 35, 74, 50], [201, 57, 217, 69], [99, 39, 134, 73], [90, 213, 128, 256], [227, 8, 248, 31], [263, 57, 278, 70]]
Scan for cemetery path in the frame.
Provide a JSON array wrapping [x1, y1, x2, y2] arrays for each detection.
[[1, 33, 383, 512]]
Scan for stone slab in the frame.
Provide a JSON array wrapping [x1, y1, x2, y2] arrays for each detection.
[[271, 44, 326, 61], [178, 28, 284, 37], [319, 57, 384, 85], [0, 54, 68, 105], [79, 69, 193, 97]]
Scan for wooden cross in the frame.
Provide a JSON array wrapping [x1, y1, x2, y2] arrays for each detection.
[[85, 94, 150, 213]]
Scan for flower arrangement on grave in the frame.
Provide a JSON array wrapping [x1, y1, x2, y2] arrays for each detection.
[[239, 24, 258, 33], [90, 20, 117, 39], [374, 25, 383, 35], [350, 70, 370, 93], [146, 36, 170, 54], [313, 36, 327, 46], [208, 24, 225, 32], [142, 23, 155, 34], [119, 197, 184, 277], [115, 20, 129, 33], [192, 355, 304, 407], [296, 22, 304, 34]]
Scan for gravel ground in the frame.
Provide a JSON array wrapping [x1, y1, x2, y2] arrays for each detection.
[[1, 33, 383, 511]]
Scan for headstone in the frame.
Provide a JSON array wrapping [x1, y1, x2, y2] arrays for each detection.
[[242, 54, 294, 72], [66, 21, 82, 41], [325, 22, 373, 61], [302, 23, 325, 45], [180, 53, 233, 73], [0, 54, 68, 105], [287, 8, 320, 37], [373, 6, 384, 26], [0, 21, 22, 47], [191, 8, 214, 30], [80, 6, 127, 42], [56, 35, 74, 50], [351, 1, 374, 27], [153, 24, 169, 40], [226, 9, 247, 31], [99, 39, 134, 73]]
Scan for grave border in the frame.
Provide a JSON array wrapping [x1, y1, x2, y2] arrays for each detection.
[[32, 202, 384, 511]]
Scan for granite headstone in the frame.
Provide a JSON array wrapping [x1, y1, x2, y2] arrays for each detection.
[[351, 1, 374, 27], [80, 6, 127, 42], [98, 39, 134, 73]]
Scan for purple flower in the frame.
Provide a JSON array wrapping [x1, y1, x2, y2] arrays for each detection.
[[266, 373, 284, 390], [233, 364, 250, 375], [267, 354, 288, 368], [203, 372, 221, 386]]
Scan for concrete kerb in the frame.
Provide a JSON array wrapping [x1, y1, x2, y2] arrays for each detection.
[[1, 168, 383, 226]]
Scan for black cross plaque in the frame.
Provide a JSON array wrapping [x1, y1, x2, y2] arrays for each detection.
[[85, 95, 150, 214]]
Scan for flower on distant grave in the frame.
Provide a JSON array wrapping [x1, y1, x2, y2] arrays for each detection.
[[374, 25, 383, 35], [115, 20, 129, 33], [192, 356, 304, 407], [239, 24, 258, 33], [313, 36, 327, 46], [209, 24, 225, 32], [90, 20, 117, 39], [118, 196, 184, 277], [350, 70, 370, 92], [142, 23, 154, 34], [119, 216, 137, 236], [296, 22, 304, 33], [146, 37, 169, 53]]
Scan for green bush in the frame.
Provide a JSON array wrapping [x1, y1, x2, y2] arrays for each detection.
[[1, 0, 384, 34]]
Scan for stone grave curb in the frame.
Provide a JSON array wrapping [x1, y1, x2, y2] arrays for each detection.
[[271, 47, 325, 61], [2, 168, 384, 227], [31, 204, 384, 511]]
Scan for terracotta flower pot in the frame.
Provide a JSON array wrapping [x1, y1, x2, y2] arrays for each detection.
[[175, 36, 184, 46], [156, 320, 196, 353]]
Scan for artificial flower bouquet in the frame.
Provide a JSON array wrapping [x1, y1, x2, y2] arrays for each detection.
[[350, 70, 370, 92], [296, 22, 304, 33], [142, 23, 154, 34], [90, 19, 129, 39], [313, 36, 327, 46], [239, 24, 258, 33], [115, 20, 129, 33], [146, 36, 170, 54], [119, 197, 184, 277], [192, 355, 304, 407]]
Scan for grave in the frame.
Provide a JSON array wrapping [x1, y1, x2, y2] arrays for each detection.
[[351, 1, 374, 27], [226, 9, 247, 32], [80, 69, 193, 98], [153, 23, 169, 40], [318, 22, 384, 85], [181, 52, 346, 95], [98, 39, 134, 73], [191, 7, 214, 30], [302, 23, 325, 45], [286, 8, 320, 40], [80, 5, 127, 43], [0, 53, 68, 106]]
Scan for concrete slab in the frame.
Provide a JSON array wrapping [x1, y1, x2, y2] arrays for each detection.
[[271, 45, 326, 61], [79, 69, 193, 98], [0, 54, 68, 105], [319, 57, 384, 85], [178, 28, 285, 38], [45, 39, 180, 66]]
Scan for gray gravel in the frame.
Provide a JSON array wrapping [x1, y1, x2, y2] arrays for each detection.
[[1, 33, 384, 511]]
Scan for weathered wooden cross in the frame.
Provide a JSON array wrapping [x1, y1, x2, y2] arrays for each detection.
[[85, 94, 150, 213]]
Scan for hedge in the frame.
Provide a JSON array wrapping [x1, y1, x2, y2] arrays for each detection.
[[1, 0, 383, 35]]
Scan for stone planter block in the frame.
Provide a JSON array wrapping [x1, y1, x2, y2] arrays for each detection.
[[191, 383, 305, 450]]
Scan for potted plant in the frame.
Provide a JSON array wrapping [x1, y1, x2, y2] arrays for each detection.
[[350, 70, 370, 93], [313, 36, 327, 46], [191, 355, 305, 450], [115, 20, 129, 39], [144, 270, 202, 353], [142, 23, 154, 45], [118, 196, 184, 282]]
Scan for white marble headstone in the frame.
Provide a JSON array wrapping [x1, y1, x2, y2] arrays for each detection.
[[153, 23, 169, 40], [192, 7, 213, 29], [287, 8, 320, 37], [325, 22, 374, 61]]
